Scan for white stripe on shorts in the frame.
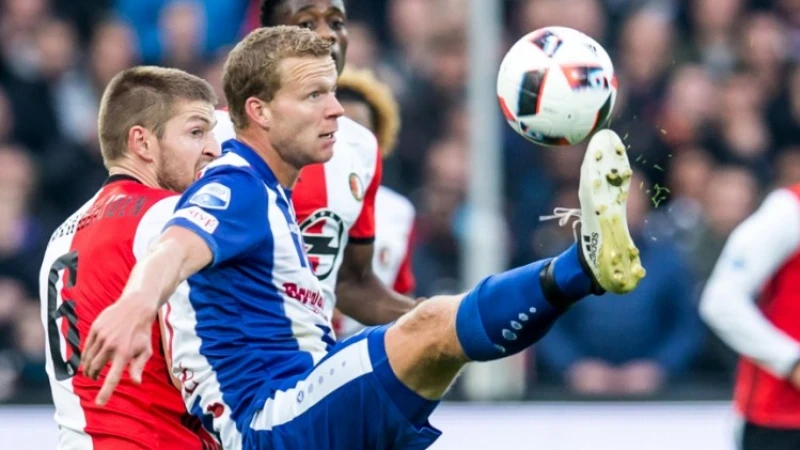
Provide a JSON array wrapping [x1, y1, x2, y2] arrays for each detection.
[[250, 339, 373, 431]]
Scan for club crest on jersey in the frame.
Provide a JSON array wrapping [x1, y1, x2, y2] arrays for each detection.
[[189, 183, 231, 210], [299, 209, 345, 280], [348, 172, 364, 202]]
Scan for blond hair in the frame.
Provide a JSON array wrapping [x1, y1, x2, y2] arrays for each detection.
[[222, 26, 333, 131], [336, 68, 401, 158], [97, 66, 217, 169]]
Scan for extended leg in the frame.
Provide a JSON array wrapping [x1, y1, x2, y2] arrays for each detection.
[[384, 129, 646, 400]]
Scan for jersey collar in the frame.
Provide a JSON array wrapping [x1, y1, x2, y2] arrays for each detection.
[[103, 174, 142, 186], [222, 139, 280, 189]]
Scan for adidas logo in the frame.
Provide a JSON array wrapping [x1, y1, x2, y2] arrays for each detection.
[[583, 233, 599, 266]]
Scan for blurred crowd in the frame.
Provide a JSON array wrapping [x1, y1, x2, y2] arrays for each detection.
[[0, 0, 798, 403]]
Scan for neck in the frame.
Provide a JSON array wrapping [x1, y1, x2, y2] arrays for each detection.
[[108, 160, 159, 188], [237, 128, 300, 188]]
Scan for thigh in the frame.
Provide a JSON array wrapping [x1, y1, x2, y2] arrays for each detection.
[[244, 326, 441, 450], [741, 422, 800, 450]]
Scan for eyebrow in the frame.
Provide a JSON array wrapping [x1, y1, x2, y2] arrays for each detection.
[[187, 114, 213, 126], [296, 5, 344, 15]]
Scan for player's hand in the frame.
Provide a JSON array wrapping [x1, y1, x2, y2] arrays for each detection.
[[81, 291, 158, 406]]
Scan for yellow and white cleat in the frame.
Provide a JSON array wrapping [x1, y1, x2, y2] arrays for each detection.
[[540, 129, 646, 294], [577, 129, 646, 294]]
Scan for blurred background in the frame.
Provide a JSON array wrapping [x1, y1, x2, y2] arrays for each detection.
[[0, 0, 798, 446]]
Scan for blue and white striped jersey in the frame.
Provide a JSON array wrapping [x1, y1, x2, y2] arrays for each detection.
[[162, 139, 336, 448]]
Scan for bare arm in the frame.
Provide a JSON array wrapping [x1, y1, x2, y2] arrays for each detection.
[[123, 226, 212, 313], [335, 242, 418, 325]]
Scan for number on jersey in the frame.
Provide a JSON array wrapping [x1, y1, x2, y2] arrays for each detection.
[[46, 251, 81, 381]]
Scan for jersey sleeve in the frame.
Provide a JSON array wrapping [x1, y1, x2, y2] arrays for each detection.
[[164, 167, 269, 267], [348, 148, 382, 243], [699, 189, 800, 377]]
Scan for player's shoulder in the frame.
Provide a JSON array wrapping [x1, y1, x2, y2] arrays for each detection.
[[781, 183, 800, 202], [750, 187, 800, 234], [761, 187, 800, 215], [199, 150, 260, 183], [144, 194, 180, 218], [127, 182, 177, 203], [112, 183, 182, 228], [336, 116, 379, 165], [47, 194, 98, 244], [338, 115, 377, 146], [48, 183, 175, 243], [124, 184, 180, 227], [377, 186, 415, 218], [184, 150, 267, 212], [726, 186, 800, 247]]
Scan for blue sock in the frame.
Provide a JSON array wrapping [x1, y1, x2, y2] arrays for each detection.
[[455, 243, 593, 361], [552, 243, 594, 299]]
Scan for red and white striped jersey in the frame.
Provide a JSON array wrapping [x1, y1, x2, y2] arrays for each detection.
[[38, 175, 218, 450], [373, 186, 416, 294], [701, 184, 800, 427], [213, 111, 381, 321]]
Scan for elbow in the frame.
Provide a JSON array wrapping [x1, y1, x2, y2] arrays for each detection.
[[334, 276, 356, 302], [337, 261, 367, 286], [698, 292, 716, 324], [698, 282, 735, 328]]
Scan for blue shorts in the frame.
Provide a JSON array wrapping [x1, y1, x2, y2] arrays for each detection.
[[243, 325, 442, 450]]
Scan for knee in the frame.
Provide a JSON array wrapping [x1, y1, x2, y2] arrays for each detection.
[[398, 298, 450, 333], [393, 295, 463, 361]]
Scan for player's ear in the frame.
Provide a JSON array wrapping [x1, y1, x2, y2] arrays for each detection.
[[244, 96, 271, 130], [127, 125, 157, 162]]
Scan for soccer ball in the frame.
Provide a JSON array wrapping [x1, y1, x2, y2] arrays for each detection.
[[497, 26, 617, 147]]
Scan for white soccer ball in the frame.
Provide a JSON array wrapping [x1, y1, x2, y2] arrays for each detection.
[[497, 26, 617, 147]]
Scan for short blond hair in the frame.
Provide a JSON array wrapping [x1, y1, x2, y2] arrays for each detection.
[[98, 66, 217, 169], [336, 68, 401, 158], [222, 26, 333, 131]]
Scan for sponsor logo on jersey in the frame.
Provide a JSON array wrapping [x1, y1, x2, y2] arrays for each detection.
[[189, 183, 231, 210], [173, 206, 220, 233], [348, 172, 364, 202], [299, 209, 346, 280], [283, 282, 325, 314]]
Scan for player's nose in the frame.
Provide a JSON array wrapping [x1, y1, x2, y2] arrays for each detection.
[[326, 94, 344, 119], [316, 22, 337, 43], [204, 138, 221, 158]]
